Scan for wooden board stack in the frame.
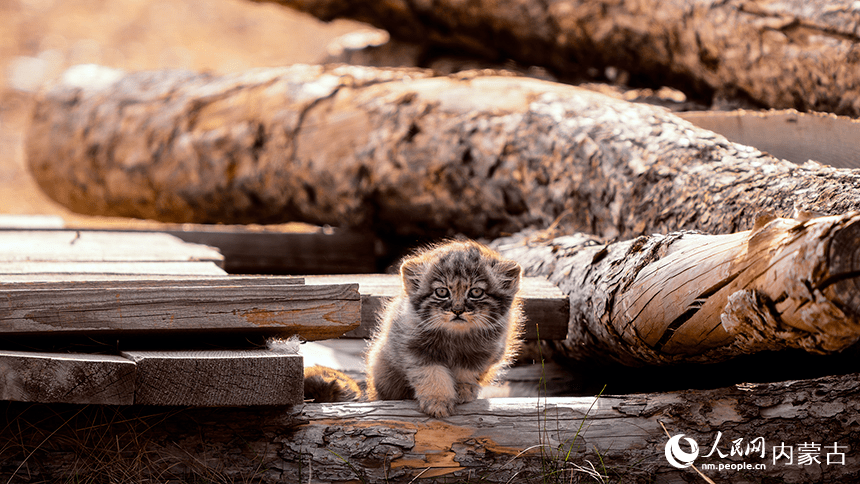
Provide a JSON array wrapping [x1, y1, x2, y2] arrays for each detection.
[[0, 226, 358, 406], [0, 217, 569, 407]]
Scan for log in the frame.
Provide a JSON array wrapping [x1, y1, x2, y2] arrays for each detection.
[[259, 0, 860, 117], [494, 212, 860, 366], [2, 372, 859, 483], [27, 65, 860, 240]]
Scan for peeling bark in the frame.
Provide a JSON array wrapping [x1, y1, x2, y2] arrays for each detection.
[[258, 0, 860, 117], [494, 212, 860, 366], [4, 373, 860, 483], [26, 65, 860, 240]]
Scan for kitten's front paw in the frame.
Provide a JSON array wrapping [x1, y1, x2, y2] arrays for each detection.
[[456, 382, 480, 404], [419, 397, 456, 418]]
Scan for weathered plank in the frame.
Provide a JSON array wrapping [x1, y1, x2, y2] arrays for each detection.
[[0, 231, 224, 266], [121, 350, 303, 406], [0, 226, 231, 282], [159, 226, 379, 274], [0, 217, 379, 274], [0, 278, 359, 340], [0, 261, 228, 282], [0, 350, 135, 405], [0, 276, 303, 289], [303, 274, 570, 339]]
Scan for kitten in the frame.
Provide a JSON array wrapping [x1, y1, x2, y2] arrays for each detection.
[[365, 240, 524, 417]]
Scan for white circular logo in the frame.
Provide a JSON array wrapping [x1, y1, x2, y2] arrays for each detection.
[[665, 434, 699, 469]]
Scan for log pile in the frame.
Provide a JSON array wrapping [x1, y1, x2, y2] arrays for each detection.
[[15, 1, 860, 480]]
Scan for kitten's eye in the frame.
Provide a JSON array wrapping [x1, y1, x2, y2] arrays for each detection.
[[434, 287, 450, 298], [468, 288, 484, 299]]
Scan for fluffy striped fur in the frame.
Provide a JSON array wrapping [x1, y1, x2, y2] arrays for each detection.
[[365, 240, 524, 417], [303, 365, 363, 403]]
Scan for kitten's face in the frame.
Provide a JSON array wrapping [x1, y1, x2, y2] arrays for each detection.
[[400, 241, 520, 334]]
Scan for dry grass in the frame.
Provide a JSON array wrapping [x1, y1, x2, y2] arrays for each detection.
[[0, 402, 295, 483]]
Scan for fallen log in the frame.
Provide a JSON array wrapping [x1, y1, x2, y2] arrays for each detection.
[[3, 372, 859, 483], [494, 212, 860, 366], [259, 0, 860, 117], [26, 65, 860, 241]]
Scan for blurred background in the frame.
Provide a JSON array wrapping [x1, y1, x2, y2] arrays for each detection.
[[0, 0, 368, 222]]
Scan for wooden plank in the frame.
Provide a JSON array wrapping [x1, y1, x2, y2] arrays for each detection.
[[2, 222, 380, 274], [0, 231, 224, 266], [0, 261, 228, 281], [0, 276, 303, 289], [161, 227, 378, 274], [121, 350, 303, 406], [304, 274, 569, 339], [0, 348, 303, 406], [0, 278, 359, 340], [0, 350, 135, 405]]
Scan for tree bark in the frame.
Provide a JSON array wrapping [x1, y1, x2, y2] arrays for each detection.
[[257, 0, 860, 117], [26, 65, 860, 241], [494, 212, 860, 366], [3, 372, 859, 483]]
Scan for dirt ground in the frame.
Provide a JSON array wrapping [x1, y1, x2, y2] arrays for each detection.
[[0, 0, 367, 225]]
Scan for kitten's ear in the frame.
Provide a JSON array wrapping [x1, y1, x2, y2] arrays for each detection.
[[400, 258, 424, 295], [495, 259, 521, 294]]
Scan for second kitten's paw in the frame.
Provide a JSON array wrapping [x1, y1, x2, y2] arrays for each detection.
[[419, 397, 456, 418], [456, 382, 480, 404]]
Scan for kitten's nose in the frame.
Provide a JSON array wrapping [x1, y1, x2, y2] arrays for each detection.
[[452, 307, 465, 315]]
